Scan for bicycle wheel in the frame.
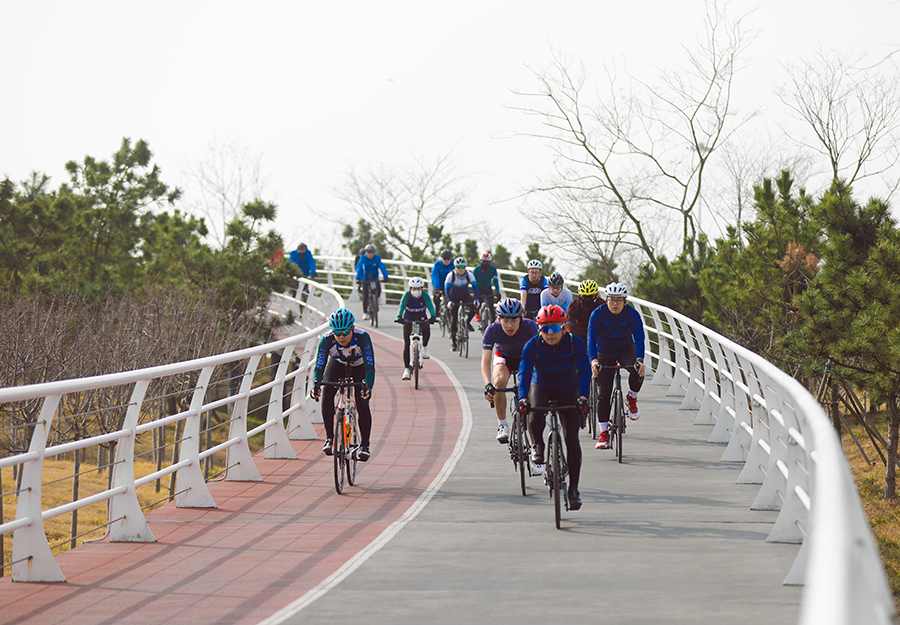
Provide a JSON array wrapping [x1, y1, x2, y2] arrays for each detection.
[[347, 408, 359, 486], [588, 380, 598, 440], [412, 342, 420, 390], [550, 430, 562, 529], [614, 387, 625, 463], [515, 413, 527, 496], [333, 410, 346, 494], [371, 296, 379, 327]]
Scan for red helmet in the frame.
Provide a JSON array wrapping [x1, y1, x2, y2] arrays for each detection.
[[536, 304, 567, 324]]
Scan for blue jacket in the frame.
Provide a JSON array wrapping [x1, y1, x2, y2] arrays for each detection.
[[288, 249, 317, 277], [356, 255, 390, 282], [586, 303, 646, 361], [518, 333, 591, 401], [431, 259, 454, 290]]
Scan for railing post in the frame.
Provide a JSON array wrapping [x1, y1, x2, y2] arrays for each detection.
[[109, 380, 156, 541], [225, 355, 263, 482], [288, 338, 320, 439], [264, 348, 298, 460], [11, 393, 66, 582], [176, 366, 217, 508]]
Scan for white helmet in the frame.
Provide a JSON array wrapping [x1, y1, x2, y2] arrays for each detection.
[[605, 282, 628, 298], [526, 259, 543, 270], [408, 277, 425, 289]]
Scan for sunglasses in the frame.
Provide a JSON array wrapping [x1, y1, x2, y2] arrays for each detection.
[[333, 328, 353, 336], [539, 324, 564, 334]]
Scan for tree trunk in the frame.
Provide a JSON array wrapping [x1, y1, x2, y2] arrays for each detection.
[[885, 397, 899, 499]]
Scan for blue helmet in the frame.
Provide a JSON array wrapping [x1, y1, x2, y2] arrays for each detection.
[[329, 308, 355, 332], [496, 298, 524, 318]]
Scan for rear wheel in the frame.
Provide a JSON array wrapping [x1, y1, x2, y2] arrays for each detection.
[[588, 380, 598, 440], [412, 342, 420, 390]]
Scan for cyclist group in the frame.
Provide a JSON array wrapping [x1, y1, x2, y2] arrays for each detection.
[[310, 245, 646, 513]]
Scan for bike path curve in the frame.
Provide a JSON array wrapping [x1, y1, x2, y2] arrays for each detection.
[[0, 327, 469, 625]]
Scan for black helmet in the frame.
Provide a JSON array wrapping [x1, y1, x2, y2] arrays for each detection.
[[548, 272, 565, 287], [440, 249, 453, 260]]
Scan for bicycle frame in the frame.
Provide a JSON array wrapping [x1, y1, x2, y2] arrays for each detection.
[[316, 376, 366, 494]]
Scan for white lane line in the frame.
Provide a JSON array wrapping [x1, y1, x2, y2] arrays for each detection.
[[257, 333, 472, 625]]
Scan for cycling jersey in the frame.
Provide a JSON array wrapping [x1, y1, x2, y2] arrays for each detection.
[[356, 255, 390, 282], [313, 328, 376, 387], [520, 276, 548, 312], [473, 264, 501, 296], [431, 259, 454, 290], [396, 290, 436, 321], [482, 318, 539, 359], [518, 333, 590, 401], [540, 287, 573, 312], [586, 303, 646, 361], [566, 295, 603, 342], [445, 270, 479, 301]]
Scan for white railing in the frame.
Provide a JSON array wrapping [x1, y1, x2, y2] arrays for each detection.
[[316, 255, 894, 624], [0, 278, 341, 583], [0, 256, 894, 624]]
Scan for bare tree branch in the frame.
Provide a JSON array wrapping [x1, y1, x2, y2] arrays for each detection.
[[510, 0, 755, 269]]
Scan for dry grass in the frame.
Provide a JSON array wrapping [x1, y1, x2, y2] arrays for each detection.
[[842, 417, 900, 610]]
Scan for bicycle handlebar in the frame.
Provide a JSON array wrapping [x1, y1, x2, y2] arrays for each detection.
[[394, 318, 438, 325]]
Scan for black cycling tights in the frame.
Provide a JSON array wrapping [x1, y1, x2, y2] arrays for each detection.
[[527, 386, 582, 492], [596, 344, 644, 423], [321, 360, 372, 447]]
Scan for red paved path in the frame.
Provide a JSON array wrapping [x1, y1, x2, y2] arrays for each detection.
[[0, 330, 464, 625]]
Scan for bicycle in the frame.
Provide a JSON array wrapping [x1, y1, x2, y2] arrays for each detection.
[[477, 297, 493, 334], [607, 365, 628, 463], [395, 317, 436, 390], [492, 374, 534, 497], [434, 292, 451, 338], [530, 400, 575, 529], [362, 279, 380, 327], [314, 375, 366, 494], [455, 302, 470, 358]]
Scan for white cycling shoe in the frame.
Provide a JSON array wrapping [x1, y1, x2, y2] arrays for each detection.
[[402, 367, 411, 380], [423, 346, 431, 359]]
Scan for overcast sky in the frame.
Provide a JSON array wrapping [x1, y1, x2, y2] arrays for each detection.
[[2, 0, 899, 270]]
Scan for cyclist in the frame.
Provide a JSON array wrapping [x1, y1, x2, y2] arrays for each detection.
[[517, 305, 590, 510], [310, 308, 376, 461], [444, 257, 479, 351], [540, 272, 573, 313], [395, 277, 437, 380], [481, 298, 539, 445], [472, 252, 501, 326], [430, 249, 454, 313], [566, 279, 605, 345], [587, 282, 646, 450], [289, 242, 317, 304], [355, 244, 390, 319], [519, 259, 548, 321]]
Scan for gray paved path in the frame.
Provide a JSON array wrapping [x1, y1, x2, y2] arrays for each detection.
[[276, 300, 801, 625]]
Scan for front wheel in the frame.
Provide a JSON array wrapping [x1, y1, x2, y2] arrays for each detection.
[[347, 409, 359, 486], [334, 411, 347, 494], [615, 389, 625, 463], [412, 342, 420, 390], [550, 431, 562, 529], [514, 413, 527, 496]]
